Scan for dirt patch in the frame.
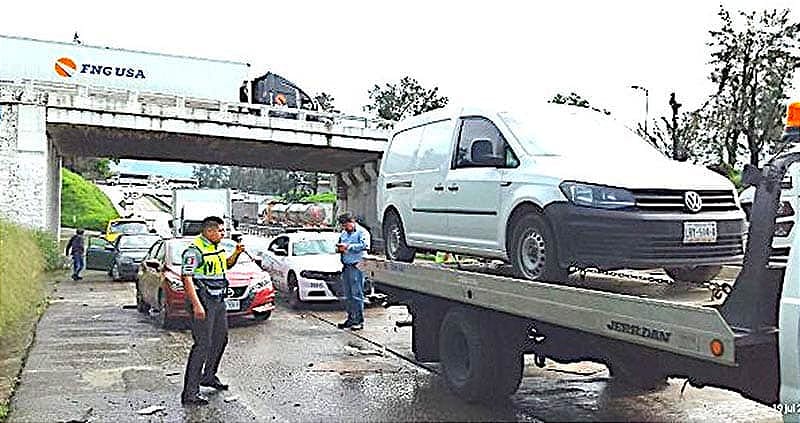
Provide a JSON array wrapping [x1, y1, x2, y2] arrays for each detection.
[[0, 274, 61, 418]]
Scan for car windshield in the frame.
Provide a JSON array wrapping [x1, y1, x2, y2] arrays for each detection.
[[118, 235, 160, 250], [499, 108, 664, 160], [169, 239, 194, 265], [293, 239, 337, 256], [110, 221, 149, 234]]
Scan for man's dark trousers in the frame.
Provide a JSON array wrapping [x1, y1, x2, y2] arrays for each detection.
[[341, 263, 364, 325], [182, 292, 228, 399]]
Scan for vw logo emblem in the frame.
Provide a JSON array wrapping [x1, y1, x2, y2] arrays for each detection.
[[227, 288, 235, 297], [684, 191, 703, 213]]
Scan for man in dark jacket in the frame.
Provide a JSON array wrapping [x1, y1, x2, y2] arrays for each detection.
[[65, 229, 85, 280]]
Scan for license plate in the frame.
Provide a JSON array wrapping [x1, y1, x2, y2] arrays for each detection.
[[683, 221, 717, 243], [309, 282, 325, 289], [225, 299, 240, 311]]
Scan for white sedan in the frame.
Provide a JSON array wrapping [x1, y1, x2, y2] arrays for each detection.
[[259, 232, 347, 308]]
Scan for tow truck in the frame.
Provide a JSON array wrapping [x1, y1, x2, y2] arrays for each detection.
[[362, 102, 800, 418]]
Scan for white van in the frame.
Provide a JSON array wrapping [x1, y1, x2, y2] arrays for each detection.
[[376, 104, 746, 282]]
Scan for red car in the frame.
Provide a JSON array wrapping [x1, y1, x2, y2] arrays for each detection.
[[136, 237, 276, 329]]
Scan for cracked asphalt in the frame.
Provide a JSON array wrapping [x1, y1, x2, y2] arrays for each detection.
[[6, 271, 782, 422]]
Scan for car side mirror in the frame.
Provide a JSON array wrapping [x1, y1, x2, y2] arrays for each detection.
[[274, 248, 288, 256], [470, 138, 504, 167], [144, 259, 160, 270]]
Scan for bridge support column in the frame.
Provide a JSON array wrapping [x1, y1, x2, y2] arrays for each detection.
[[335, 160, 380, 242], [0, 100, 61, 236]]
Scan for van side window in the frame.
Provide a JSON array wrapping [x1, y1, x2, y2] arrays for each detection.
[[454, 117, 517, 169], [414, 120, 453, 171], [383, 126, 424, 174]]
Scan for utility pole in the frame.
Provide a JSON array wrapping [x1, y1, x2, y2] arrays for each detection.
[[631, 85, 649, 136], [668, 92, 683, 160]]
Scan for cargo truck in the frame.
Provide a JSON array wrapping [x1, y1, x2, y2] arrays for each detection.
[[171, 188, 232, 237], [0, 34, 316, 109], [363, 103, 800, 419]]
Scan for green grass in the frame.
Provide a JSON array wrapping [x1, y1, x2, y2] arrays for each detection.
[[0, 220, 46, 338], [0, 403, 8, 420], [60, 168, 119, 231]]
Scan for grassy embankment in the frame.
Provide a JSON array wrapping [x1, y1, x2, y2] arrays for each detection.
[[0, 168, 118, 419]]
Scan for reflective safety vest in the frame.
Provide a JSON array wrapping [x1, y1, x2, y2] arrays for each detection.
[[189, 236, 228, 293]]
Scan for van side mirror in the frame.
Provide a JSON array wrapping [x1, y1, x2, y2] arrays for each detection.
[[273, 248, 288, 257], [470, 139, 504, 167], [144, 259, 160, 270]]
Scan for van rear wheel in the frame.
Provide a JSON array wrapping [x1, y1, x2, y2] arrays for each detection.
[[383, 212, 416, 262], [510, 214, 568, 281]]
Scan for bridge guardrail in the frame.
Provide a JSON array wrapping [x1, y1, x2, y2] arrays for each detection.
[[0, 79, 394, 130]]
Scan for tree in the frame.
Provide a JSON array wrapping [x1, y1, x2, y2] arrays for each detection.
[[363, 76, 449, 127], [314, 92, 339, 113], [549, 92, 611, 115], [62, 156, 117, 180], [702, 7, 800, 167], [192, 165, 230, 188]]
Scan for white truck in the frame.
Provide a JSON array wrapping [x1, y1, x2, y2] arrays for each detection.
[[171, 188, 232, 237], [0, 34, 316, 109], [362, 103, 800, 417]]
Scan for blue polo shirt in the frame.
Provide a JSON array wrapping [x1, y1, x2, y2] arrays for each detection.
[[339, 229, 367, 265]]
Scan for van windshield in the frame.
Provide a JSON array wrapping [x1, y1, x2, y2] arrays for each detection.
[[499, 108, 664, 160]]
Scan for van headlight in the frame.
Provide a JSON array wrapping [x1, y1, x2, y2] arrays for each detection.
[[559, 182, 636, 210]]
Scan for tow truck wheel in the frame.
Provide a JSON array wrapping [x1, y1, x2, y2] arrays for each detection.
[[510, 214, 568, 281], [438, 308, 523, 402], [664, 265, 723, 284], [383, 211, 416, 263]]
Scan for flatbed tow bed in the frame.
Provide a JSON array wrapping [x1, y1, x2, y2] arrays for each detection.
[[358, 108, 800, 416]]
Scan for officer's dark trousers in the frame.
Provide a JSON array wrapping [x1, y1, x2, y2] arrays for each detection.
[[182, 293, 228, 398]]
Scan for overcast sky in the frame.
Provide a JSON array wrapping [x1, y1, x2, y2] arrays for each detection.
[[2, 0, 798, 176]]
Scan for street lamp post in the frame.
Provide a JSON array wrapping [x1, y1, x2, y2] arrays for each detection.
[[631, 85, 649, 135]]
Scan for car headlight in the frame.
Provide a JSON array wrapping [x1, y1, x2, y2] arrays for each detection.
[[559, 182, 636, 210], [168, 278, 184, 291], [252, 278, 273, 292]]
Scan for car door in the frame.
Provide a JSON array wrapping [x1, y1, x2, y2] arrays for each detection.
[[266, 236, 290, 290], [85, 236, 116, 271], [443, 116, 514, 251], [409, 119, 457, 245], [140, 241, 164, 306]]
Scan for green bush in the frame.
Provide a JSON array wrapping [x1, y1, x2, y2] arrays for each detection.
[[301, 192, 336, 204], [0, 219, 46, 337], [60, 168, 118, 231], [31, 230, 62, 272]]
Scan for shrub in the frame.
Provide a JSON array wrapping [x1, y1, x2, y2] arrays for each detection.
[[0, 220, 45, 337]]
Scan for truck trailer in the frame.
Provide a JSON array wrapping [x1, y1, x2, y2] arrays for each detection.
[[362, 103, 800, 418]]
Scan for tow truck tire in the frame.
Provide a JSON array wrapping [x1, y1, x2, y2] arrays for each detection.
[[509, 214, 569, 282], [438, 308, 523, 402], [383, 211, 416, 263], [664, 265, 723, 283]]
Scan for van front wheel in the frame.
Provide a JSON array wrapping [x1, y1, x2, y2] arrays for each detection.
[[510, 214, 568, 281], [383, 212, 416, 262]]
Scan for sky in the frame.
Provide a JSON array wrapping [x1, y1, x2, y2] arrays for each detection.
[[1, 0, 798, 177]]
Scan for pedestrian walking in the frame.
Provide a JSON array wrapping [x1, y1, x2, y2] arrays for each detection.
[[180, 216, 245, 406], [336, 213, 368, 331], [65, 229, 85, 280]]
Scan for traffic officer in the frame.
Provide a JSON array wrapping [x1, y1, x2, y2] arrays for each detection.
[[180, 216, 244, 406]]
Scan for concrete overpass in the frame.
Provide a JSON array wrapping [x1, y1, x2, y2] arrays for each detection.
[[0, 80, 390, 235]]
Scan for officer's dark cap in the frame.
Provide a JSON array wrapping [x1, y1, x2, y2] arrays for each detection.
[[202, 216, 225, 230]]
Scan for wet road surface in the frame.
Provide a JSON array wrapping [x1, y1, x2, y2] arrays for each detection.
[[8, 271, 781, 422]]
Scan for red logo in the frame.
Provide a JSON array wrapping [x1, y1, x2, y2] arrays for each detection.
[[54, 57, 77, 77]]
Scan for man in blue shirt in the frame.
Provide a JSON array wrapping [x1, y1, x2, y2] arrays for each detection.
[[336, 213, 368, 330]]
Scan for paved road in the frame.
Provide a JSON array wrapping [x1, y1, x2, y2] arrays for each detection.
[[8, 271, 781, 422]]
